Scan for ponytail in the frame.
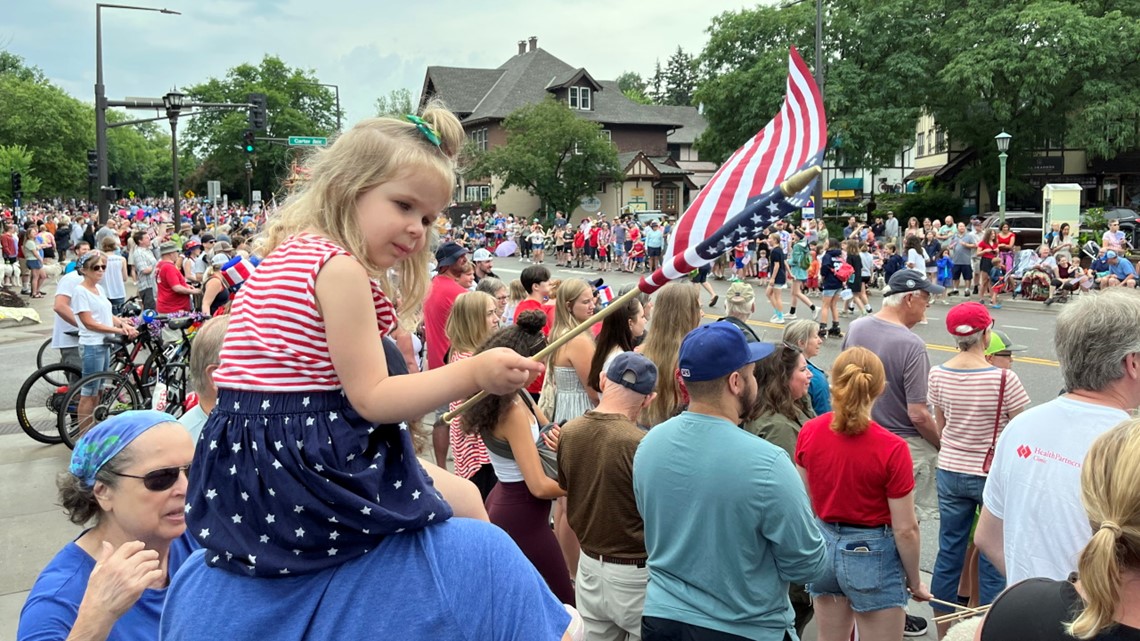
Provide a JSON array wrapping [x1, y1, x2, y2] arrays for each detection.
[[1067, 419, 1140, 638], [829, 347, 885, 435]]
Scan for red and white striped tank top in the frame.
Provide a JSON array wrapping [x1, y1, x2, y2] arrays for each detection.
[[213, 233, 397, 391]]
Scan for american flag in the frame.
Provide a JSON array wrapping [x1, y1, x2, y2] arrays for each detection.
[[640, 46, 826, 293]]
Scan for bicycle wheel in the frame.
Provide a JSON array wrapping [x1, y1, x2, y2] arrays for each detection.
[[16, 363, 82, 444], [58, 372, 144, 449], [36, 338, 72, 385]]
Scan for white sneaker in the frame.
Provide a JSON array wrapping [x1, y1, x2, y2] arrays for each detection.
[[770, 314, 786, 324], [812, 307, 820, 320], [785, 313, 798, 320]]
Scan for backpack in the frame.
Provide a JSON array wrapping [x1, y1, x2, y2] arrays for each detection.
[[792, 241, 811, 270], [834, 261, 855, 282]]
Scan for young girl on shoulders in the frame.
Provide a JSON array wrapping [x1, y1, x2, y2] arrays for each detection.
[[187, 104, 542, 578]]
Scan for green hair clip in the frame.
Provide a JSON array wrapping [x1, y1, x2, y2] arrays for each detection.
[[405, 114, 441, 148]]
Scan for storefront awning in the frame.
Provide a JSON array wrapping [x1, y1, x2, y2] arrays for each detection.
[[829, 177, 863, 191]]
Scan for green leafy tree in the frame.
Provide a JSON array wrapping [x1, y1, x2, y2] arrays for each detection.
[[0, 144, 44, 201], [660, 46, 699, 106], [181, 55, 339, 201], [467, 98, 623, 219], [375, 88, 415, 117], [616, 71, 653, 104], [694, 2, 926, 170]]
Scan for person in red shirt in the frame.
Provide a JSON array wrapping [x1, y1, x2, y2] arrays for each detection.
[[423, 241, 471, 466], [794, 346, 931, 640], [512, 264, 554, 399], [155, 242, 197, 313]]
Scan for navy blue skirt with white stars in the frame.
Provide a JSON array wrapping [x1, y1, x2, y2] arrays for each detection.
[[186, 389, 453, 577]]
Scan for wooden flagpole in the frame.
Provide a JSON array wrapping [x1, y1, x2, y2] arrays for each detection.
[[441, 285, 644, 423], [441, 164, 822, 423]]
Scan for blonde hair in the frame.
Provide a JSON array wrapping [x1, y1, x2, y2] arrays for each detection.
[[445, 291, 496, 356], [549, 278, 591, 345], [829, 347, 886, 435], [1067, 418, 1140, 638], [508, 278, 526, 304], [640, 282, 701, 427], [259, 100, 464, 323]]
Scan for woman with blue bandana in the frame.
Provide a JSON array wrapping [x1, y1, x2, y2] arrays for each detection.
[[18, 411, 196, 641]]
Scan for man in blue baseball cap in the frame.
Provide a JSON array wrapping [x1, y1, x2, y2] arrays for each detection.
[[633, 322, 826, 641]]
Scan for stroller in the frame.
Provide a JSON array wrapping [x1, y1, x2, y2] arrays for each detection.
[[1007, 249, 1051, 301]]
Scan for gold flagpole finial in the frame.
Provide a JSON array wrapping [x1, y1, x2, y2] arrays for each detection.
[[780, 165, 822, 197]]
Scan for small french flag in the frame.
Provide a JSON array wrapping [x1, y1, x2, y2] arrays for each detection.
[[596, 285, 615, 307]]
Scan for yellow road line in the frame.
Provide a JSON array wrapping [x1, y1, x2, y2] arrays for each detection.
[[701, 313, 1060, 368]]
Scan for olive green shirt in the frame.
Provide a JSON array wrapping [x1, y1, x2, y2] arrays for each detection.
[[743, 403, 816, 457]]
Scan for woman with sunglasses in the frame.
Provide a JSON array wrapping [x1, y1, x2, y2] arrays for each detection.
[[70, 251, 139, 433], [18, 410, 197, 641]]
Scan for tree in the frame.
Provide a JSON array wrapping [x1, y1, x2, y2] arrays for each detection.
[[467, 98, 623, 219], [375, 88, 415, 117], [694, 1, 927, 170], [181, 55, 339, 201], [659, 46, 699, 106], [616, 71, 653, 104], [0, 144, 43, 201]]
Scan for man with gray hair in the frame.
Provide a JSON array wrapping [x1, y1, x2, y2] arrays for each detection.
[[179, 315, 229, 441], [843, 269, 944, 521], [558, 352, 658, 641], [977, 288, 1140, 584]]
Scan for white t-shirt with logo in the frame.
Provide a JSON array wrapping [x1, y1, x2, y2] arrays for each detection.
[[984, 395, 1129, 584], [70, 285, 113, 346], [51, 272, 83, 349]]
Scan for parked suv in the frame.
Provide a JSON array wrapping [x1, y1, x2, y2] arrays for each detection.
[[981, 211, 1043, 249]]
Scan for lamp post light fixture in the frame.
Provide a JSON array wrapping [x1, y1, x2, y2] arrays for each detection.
[[164, 89, 186, 222], [995, 131, 1011, 225], [95, 3, 180, 224]]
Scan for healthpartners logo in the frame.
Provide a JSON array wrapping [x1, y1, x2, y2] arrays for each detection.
[[1017, 444, 1081, 468]]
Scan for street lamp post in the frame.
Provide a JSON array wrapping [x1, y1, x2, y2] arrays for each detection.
[[95, 3, 180, 225], [995, 131, 1011, 226], [163, 90, 185, 221]]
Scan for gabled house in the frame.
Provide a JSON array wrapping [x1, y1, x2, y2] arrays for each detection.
[[420, 36, 710, 221]]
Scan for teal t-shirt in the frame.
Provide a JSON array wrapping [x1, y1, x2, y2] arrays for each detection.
[[633, 411, 826, 640]]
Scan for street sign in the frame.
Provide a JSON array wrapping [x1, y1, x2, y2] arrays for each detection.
[[128, 190, 136, 199], [252, 190, 262, 203], [185, 190, 195, 198], [207, 180, 221, 203], [288, 136, 327, 147]]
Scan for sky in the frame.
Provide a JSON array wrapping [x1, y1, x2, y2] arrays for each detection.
[[4, 0, 755, 127]]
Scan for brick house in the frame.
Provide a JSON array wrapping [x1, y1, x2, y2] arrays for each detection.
[[419, 36, 712, 222]]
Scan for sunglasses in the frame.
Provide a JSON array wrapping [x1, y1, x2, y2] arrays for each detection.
[[87, 264, 107, 272], [108, 464, 191, 491]]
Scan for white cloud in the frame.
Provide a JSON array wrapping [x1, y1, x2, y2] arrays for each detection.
[[4, 0, 741, 125]]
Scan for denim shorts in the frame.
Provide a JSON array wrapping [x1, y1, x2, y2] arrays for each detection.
[[80, 344, 111, 395], [808, 521, 909, 612], [822, 289, 839, 297]]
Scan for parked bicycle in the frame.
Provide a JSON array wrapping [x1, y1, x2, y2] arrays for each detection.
[[57, 314, 202, 449]]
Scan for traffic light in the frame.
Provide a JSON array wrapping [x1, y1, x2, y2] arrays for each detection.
[[10, 171, 21, 194], [242, 130, 255, 154], [87, 149, 98, 180], [247, 92, 267, 130]]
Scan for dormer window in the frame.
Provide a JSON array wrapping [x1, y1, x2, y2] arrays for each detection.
[[569, 86, 591, 110]]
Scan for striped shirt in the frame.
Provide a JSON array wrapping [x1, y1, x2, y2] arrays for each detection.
[[213, 233, 396, 391], [447, 351, 492, 479], [928, 365, 1030, 475]]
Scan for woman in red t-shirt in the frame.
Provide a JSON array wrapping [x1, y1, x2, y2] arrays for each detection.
[[978, 229, 1001, 308], [794, 347, 931, 641]]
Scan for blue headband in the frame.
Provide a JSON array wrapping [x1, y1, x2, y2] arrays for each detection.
[[69, 410, 180, 488]]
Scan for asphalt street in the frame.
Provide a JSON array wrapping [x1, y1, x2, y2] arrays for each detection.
[[0, 259, 1068, 638]]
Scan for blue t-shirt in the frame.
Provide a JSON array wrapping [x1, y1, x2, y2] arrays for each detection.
[[18, 532, 197, 641], [633, 411, 826, 640], [1109, 258, 1136, 279], [806, 360, 832, 415], [161, 518, 570, 641], [645, 228, 665, 248]]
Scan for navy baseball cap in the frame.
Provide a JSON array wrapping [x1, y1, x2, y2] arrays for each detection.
[[678, 323, 775, 382], [434, 242, 468, 268], [606, 352, 658, 395]]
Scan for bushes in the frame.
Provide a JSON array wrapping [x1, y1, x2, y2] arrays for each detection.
[[897, 189, 964, 222]]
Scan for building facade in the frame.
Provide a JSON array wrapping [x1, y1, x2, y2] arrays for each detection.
[[420, 37, 709, 223]]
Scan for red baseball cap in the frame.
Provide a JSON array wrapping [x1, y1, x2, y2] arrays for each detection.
[[946, 302, 993, 337]]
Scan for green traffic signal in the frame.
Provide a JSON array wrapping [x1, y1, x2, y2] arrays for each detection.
[[242, 130, 255, 154]]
